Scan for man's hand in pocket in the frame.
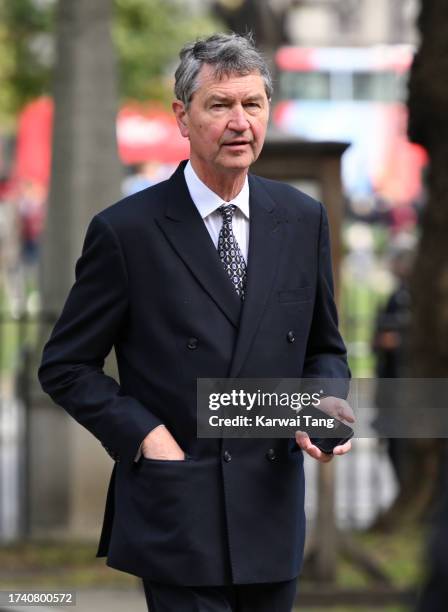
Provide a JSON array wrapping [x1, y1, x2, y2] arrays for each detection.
[[141, 425, 185, 460]]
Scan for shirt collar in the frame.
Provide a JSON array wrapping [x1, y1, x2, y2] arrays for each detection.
[[184, 160, 250, 220]]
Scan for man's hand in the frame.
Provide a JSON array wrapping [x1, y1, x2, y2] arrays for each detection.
[[295, 396, 355, 463], [141, 425, 185, 460], [295, 431, 352, 463]]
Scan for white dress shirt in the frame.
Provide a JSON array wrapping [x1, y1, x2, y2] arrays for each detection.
[[184, 161, 250, 262]]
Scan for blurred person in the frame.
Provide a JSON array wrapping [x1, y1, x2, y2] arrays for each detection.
[[16, 179, 46, 310], [0, 178, 40, 314], [0, 174, 11, 200], [372, 233, 415, 486], [18, 179, 45, 265], [38, 32, 353, 612]]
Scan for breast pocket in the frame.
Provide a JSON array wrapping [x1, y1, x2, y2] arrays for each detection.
[[278, 286, 313, 304]]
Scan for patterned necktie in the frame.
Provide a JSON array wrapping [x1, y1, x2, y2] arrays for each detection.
[[217, 204, 247, 300]]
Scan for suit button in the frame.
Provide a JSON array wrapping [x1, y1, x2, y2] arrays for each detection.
[[223, 450, 232, 462], [287, 330, 295, 343], [266, 448, 276, 461], [187, 337, 198, 350]]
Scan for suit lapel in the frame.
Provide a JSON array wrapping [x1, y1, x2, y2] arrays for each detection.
[[229, 175, 284, 378], [155, 163, 242, 328]]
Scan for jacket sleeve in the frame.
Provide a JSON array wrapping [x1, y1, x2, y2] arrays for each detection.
[[302, 203, 350, 397], [38, 214, 162, 463]]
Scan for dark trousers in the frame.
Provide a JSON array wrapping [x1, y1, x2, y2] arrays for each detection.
[[142, 578, 298, 612]]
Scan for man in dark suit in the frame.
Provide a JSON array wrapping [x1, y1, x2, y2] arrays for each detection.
[[39, 32, 353, 612]]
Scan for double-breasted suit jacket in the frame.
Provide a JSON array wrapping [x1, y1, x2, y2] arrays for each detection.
[[38, 160, 349, 586]]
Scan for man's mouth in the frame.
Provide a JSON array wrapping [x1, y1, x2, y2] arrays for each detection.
[[223, 141, 251, 147]]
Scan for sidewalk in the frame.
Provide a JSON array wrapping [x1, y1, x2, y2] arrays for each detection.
[[0, 588, 147, 612], [0, 587, 306, 612]]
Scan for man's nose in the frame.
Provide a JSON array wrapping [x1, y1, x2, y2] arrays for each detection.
[[228, 106, 251, 131]]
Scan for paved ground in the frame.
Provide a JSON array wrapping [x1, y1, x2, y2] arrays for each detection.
[[0, 588, 148, 612], [0, 587, 308, 612]]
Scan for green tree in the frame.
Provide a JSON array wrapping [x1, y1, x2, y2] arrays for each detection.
[[113, 0, 218, 104], [372, 0, 448, 531], [33, 0, 124, 535], [0, 0, 53, 122], [0, 0, 218, 122]]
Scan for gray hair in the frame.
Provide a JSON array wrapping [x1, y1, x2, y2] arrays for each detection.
[[174, 32, 273, 107]]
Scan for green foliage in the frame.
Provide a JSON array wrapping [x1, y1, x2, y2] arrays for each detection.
[[0, 0, 54, 122], [0, 0, 219, 121], [113, 0, 219, 105]]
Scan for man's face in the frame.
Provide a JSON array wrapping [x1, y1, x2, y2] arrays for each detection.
[[173, 64, 270, 176]]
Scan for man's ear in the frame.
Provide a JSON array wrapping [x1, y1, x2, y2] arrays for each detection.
[[172, 100, 189, 138]]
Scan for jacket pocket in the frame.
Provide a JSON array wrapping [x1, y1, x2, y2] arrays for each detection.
[[141, 453, 193, 464]]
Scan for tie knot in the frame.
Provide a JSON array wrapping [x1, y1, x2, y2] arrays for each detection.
[[218, 204, 236, 222]]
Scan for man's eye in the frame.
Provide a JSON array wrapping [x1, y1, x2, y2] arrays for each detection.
[[245, 102, 261, 109], [212, 103, 226, 108]]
